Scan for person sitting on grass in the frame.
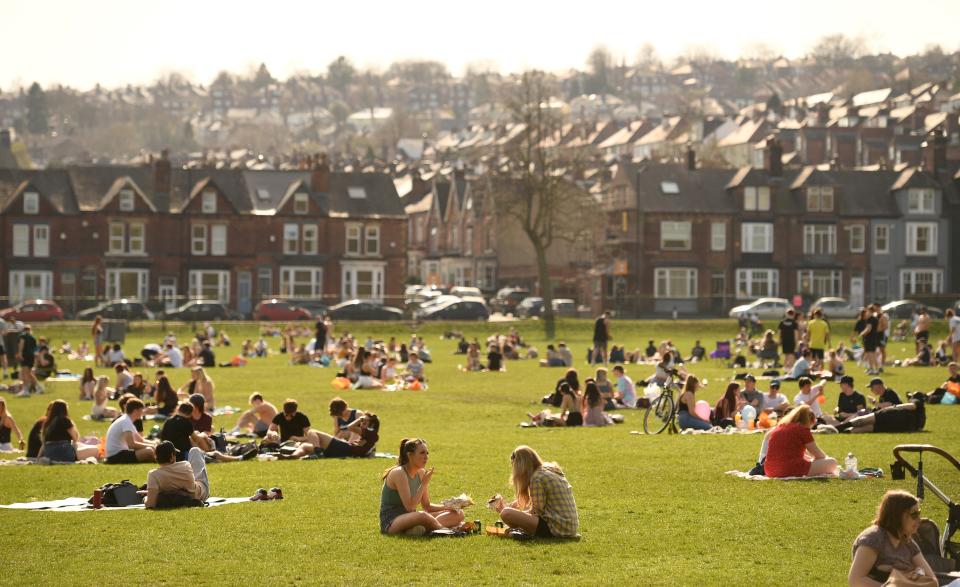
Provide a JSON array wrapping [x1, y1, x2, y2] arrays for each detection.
[[143, 441, 210, 509], [329, 397, 364, 440], [529, 382, 582, 426], [540, 345, 564, 367], [281, 413, 379, 459], [867, 378, 901, 410], [931, 362, 960, 404], [583, 380, 608, 427], [689, 340, 706, 363], [848, 490, 935, 586], [612, 365, 636, 408], [265, 399, 311, 444], [104, 398, 157, 464], [494, 445, 579, 539], [379, 438, 464, 535], [835, 375, 867, 422], [38, 399, 99, 462], [761, 380, 790, 415], [677, 375, 712, 431], [712, 382, 740, 428], [161, 402, 200, 459], [230, 393, 278, 438], [0, 397, 25, 452], [90, 376, 119, 420], [902, 343, 932, 368], [79, 368, 96, 401], [486, 344, 504, 372], [594, 367, 616, 410], [405, 352, 425, 381], [177, 367, 215, 411], [762, 405, 837, 478]]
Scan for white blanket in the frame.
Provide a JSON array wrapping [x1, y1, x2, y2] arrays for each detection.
[[725, 470, 838, 481], [0, 496, 250, 511]]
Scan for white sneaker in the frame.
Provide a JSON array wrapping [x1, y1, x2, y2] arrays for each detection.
[[15, 389, 30, 398]]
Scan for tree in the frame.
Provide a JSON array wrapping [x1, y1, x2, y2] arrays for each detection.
[[327, 56, 356, 94], [490, 71, 596, 339], [586, 45, 612, 94], [810, 34, 866, 66], [26, 82, 49, 135], [635, 43, 660, 70], [253, 63, 275, 88]]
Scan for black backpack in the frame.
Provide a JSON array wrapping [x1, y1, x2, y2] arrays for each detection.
[[90, 480, 141, 507]]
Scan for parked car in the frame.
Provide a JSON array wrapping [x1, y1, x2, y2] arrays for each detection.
[[515, 297, 544, 318], [419, 299, 490, 321], [162, 300, 240, 321], [881, 300, 944, 320], [808, 297, 860, 319], [76, 299, 155, 321], [287, 299, 328, 318], [728, 297, 792, 320], [449, 286, 483, 298], [327, 300, 403, 321], [491, 287, 530, 315], [253, 299, 313, 321], [0, 299, 64, 322], [552, 298, 578, 317]]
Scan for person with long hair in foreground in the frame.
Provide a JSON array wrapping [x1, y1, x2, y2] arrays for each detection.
[[378, 438, 463, 534], [763, 404, 837, 478], [848, 490, 935, 586], [494, 445, 579, 538]]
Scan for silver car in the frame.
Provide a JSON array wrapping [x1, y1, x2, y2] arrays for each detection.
[[809, 297, 861, 319], [728, 297, 793, 320]]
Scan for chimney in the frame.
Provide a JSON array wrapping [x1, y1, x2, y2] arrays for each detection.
[[764, 134, 783, 177], [411, 170, 426, 195], [0, 129, 10, 149], [153, 148, 171, 194], [310, 153, 330, 193], [685, 144, 696, 171], [922, 129, 947, 179]]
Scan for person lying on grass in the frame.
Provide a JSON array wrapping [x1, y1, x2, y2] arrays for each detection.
[[143, 441, 210, 509], [834, 394, 927, 434], [379, 438, 464, 535], [493, 445, 579, 538], [762, 404, 837, 478], [280, 413, 379, 459], [848, 490, 935, 586]]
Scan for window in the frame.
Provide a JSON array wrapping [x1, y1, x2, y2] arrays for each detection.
[[191, 225, 207, 255], [257, 268, 273, 298], [806, 186, 835, 212], [9, 271, 52, 303], [106, 269, 149, 299], [342, 264, 384, 301], [188, 270, 230, 302], [660, 221, 691, 250], [465, 227, 473, 253], [906, 222, 937, 255], [907, 188, 935, 214], [13, 224, 29, 256], [743, 186, 770, 211], [736, 269, 779, 299], [710, 222, 726, 251], [849, 224, 865, 253], [900, 270, 943, 296], [802, 224, 836, 255], [119, 189, 135, 211], [741, 223, 774, 253], [293, 193, 309, 215], [280, 267, 323, 297], [655, 268, 697, 298], [348, 187, 367, 199], [660, 181, 679, 195], [129, 222, 145, 254], [798, 270, 842, 297], [621, 211, 629, 233], [874, 224, 889, 254], [23, 192, 40, 214], [346, 224, 361, 255], [210, 225, 227, 256], [109, 222, 125, 254], [283, 224, 299, 254], [32, 226, 49, 257], [302, 225, 318, 255], [201, 190, 217, 214]]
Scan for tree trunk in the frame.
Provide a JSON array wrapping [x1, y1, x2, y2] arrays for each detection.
[[533, 241, 556, 340]]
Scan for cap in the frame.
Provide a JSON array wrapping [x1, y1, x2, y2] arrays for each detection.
[[769, 380, 781, 388], [156, 441, 180, 463], [744, 374, 756, 382], [869, 378, 885, 387], [840, 375, 855, 386]]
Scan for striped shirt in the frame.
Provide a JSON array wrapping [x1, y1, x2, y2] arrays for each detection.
[[530, 467, 579, 537]]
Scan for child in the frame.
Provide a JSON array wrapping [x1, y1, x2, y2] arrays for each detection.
[[405, 352, 425, 382], [612, 365, 636, 408]]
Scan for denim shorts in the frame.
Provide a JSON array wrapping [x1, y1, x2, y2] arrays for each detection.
[[380, 505, 408, 534], [42, 440, 77, 462]]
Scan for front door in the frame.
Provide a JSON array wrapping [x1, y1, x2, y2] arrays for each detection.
[[850, 277, 864, 308], [237, 271, 252, 316], [159, 277, 178, 312]]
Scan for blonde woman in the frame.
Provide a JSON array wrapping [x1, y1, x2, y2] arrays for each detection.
[[178, 367, 215, 412], [91, 376, 119, 420], [764, 404, 837, 478], [494, 445, 579, 538], [0, 397, 25, 451]]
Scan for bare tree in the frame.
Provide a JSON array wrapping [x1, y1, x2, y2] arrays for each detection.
[[810, 34, 866, 66]]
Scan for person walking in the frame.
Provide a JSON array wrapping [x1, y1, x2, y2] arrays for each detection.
[[591, 311, 611, 365]]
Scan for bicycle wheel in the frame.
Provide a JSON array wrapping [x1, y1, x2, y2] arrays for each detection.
[[643, 393, 675, 434]]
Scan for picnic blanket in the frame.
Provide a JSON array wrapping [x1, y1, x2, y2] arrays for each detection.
[[681, 427, 766, 435], [45, 374, 81, 382], [0, 496, 250, 512], [1, 457, 99, 466], [726, 470, 839, 481]]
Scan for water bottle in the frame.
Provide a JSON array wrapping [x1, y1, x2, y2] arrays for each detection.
[[845, 453, 858, 479]]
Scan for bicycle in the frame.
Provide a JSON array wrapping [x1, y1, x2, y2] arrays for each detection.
[[643, 374, 681, 434]]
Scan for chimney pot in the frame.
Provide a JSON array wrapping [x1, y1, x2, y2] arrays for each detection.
[[153, 148, 172, 194], [765, 134, 783, 177]]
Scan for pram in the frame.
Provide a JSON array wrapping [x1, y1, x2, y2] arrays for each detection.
[[892, 444, 960, 585]]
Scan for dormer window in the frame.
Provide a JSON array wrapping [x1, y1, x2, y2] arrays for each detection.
[[348, 187, 367, 199], [202, 190, 217, 214], [806, 186, 834, 212], [743, 186, 770, 211], [294, 192, 309, 215], [119, 189, 135, 211], [23, 191, 39, 214], [907, 188, 935, 214]]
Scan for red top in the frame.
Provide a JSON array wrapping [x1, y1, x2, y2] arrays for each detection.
[[764, 423, 814, 478]]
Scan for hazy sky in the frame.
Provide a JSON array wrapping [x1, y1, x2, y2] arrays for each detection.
[[4, 0, 959, 91]]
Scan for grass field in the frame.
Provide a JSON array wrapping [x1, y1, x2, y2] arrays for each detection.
[[1, 318, 958, 586]]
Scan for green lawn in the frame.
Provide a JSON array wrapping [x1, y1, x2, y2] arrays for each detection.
[[1, 318, 958, 586]]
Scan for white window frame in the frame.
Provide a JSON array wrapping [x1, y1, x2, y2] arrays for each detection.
[[741, 223, 774, 253], [283, 224, 299, 255], [109, 222, 125, 254], [188, 270, 230, 302], [293, 192, 309, 215], [106, 269, 149, 300], [210, 224, 227, 256], [874, 224, 890, 254], [660, 221, 692, 251], [201, 190, 217, 214], [710, 222, 726, 251], [346, 224, 362, 256], [365, 225, 380, 256], [23, 192, 39, 214], [797, 269, 842, 297], [341, 263, 385, 302], [13, 224, 30, 257], [906, 222, 938, 256], [743, 186, 770, 211], [655, 268, 698, 299], [191, 224, 208, 255], [128, 222, 145, 254], [900, 269, 943, 297], [806, 186, 834, 212], [118, 189, 135, 211], [8, 270, 53, 303], [802, 224, 836, 255], [302, 224, 318, 255], [279, 266, 323, 297], [907, 188, 935, 214], [32, 225, 50, 257], [735, 268, 779, 299], [849, 224, 865, 253]]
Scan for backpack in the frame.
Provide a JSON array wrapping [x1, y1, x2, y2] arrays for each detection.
[[210, 432, 227, 453], [90, 480, 141, 507]]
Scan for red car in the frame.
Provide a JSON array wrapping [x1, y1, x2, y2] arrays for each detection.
[[0, 299, 65, 322], [253, 299, 313, 321]]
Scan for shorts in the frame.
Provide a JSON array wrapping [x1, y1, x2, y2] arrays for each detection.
[[880, 334, 888, 347], [105, 449, 139, 464], [874, 410, 918, 433], [20, 355, 35, 368], [41, 440, 77, 462], [254, 420, 269, 437], [592, 339, 607, 351], [863, 339, 879, 353], [915, 331, 929, 344], [810, 348, 825, 361], [380, 505, 408, 534], [535, 517, 554, 538], [323, 437, 354, 458], [781, 342, 796, 355]]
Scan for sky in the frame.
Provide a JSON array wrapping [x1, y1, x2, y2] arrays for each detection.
[[4, 0, 960, 91]]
